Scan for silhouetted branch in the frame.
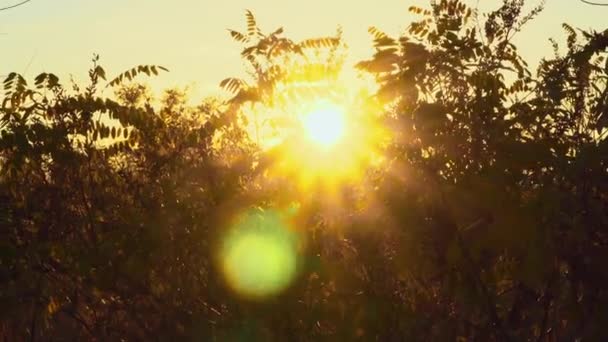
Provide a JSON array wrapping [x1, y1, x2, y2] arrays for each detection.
[[580, 0, 608, 6], [0, 0, 32, 11], [536, 277, 555, 342], [60, 309, 94, 337], [457, 219, 511, 342]]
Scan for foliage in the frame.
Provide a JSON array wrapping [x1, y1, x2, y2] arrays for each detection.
[[221, 11, 344, 112], [0, 56, 247, 340], [1, 1, 608, 341]]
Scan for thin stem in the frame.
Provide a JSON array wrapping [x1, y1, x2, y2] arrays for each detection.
[[0, 0, 32, 11], [580, 0, 608, 6]]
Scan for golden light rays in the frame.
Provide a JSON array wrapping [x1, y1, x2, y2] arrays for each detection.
[[217, 53, 389, 299], [265, 90, 387, 196], [239, 72, 387, 192]]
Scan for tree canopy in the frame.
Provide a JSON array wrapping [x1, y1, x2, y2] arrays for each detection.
[[1, 0, 608, 340]]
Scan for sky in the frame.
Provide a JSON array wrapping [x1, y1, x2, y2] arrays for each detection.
[[1, 0, 607, 101]]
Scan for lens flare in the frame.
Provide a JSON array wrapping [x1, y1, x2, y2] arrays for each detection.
[[220, 209, 298, 299]]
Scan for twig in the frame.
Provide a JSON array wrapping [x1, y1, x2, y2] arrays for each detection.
[[0, 0, 33, 11], [457, 228, 511, 341], [61, 309, 94, 337], [536, 273, 557, 342], [580, 0, 608, 6]]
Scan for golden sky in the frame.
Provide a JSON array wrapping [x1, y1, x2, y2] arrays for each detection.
[[1, 0, 606, 101]]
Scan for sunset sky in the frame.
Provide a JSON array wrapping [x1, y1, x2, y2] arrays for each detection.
[[1, 0, 606, 101]]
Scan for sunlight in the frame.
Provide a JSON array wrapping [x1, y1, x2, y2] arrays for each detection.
[[237, 61, 388, 197], [301, 101, 346, 148], [250, 89, 388, 195]]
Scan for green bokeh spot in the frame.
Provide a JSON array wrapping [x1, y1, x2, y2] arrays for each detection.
[[222, 209, 298, 298]]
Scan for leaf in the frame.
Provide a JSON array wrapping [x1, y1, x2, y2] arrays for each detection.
[[3, 72, 18, 91], [229, 29, 248, 43], [563, 23, 577, 48], [271, 27, 284, 36], [137, 65, 150, 76], [107, 65, 168, 87], [48, 73, 60, 88], [408, 6, 423, 14], [34, 73, 47, 88], [300, 37, 340, 49], [95, 65, 107, 80], [245, 10, 259, 37], [373, 36, 397, 48], [368, 26, 389, 41], [3, 72, 27, 95], [220, 77, 245, 94], [365, 49, 400, 73]]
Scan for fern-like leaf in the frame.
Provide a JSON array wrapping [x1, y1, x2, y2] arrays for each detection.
[[562, 23, 578, 49], [220, 78, 246, 94], [107, 65, 168, 88], [229, 29, 248, 43], [34, 73, 60, 89], [299, 37, 340, 49], [245, 10, 260, 37], [3, 72, 27, 96], [369, 26, 388, 41]]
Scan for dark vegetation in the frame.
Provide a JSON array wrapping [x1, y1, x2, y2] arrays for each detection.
[[1, 0, 608, 340]]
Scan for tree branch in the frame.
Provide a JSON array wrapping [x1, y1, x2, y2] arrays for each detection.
[[457, 227, 511, 342], [536, 287, 553, 342], [0, 0, 33, 11], [580, 0, 608, 6]]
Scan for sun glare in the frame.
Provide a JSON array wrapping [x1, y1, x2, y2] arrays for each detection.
[[240, 69, 387, 195], [301, 102, 346, 148]]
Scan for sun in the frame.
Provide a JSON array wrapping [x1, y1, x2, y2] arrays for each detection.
[[301, 101, 346, 148], [239, 73, 388, 195], [254, 93, 387, 194]]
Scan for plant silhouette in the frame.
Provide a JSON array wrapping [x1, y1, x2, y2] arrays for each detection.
[[1, 1, 608, 340]]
